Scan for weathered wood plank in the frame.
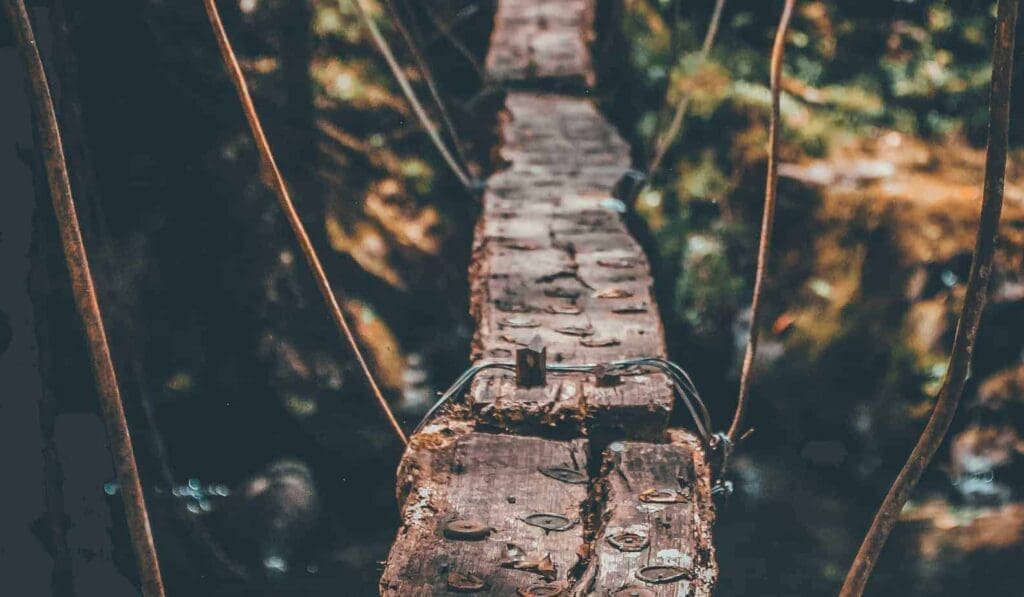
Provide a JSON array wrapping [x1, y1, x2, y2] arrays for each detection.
[[382, 425, 591, 595], [484, 0, 596, 88], [574, 430, 718, 596], [381, 0, 717, 592], [468, 93, 673, 438]]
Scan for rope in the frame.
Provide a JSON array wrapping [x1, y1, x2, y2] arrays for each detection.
[[382, 0, 473, 172], [840, 1, 1019, 594], [3, 0, 166, 593], [350, 0, 475, 191], [419, 0, 486, 80], [726, 0, 795, 444], [413, 357, 714, 446], [646, 0, 727, 179], [203, 0, 408, 446]]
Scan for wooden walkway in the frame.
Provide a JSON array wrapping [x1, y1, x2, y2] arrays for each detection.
[[380, 1, 717, 594]]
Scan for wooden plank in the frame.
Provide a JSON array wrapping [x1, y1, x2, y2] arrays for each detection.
[[574, 430, 718, 596], [382, 424, 591, 595], [380, 0, 717, 592], [484, 0, 596, 88], [468, 93, 673, 439]]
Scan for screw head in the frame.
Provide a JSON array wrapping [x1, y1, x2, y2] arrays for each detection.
[[538, 466, 588, 485], [635, 565, 691, 584], [607, 531, 649, 552], [444, 518, 491, 540], [520, 512, 575, 532]]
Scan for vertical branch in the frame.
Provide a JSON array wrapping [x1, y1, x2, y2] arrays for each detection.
[[349, 0, 472, 190], [383, 0, 473, 170], [2, 1, 166, 595], [839, 1, 1019, 595], [202, 0, 409, 446], [727, 0, 796, 443], [646, 0, 727, 179]]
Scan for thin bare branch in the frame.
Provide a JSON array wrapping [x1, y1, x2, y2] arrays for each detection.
[[382, 0, 473, 170], [727, 0, 796, 443], [419, 0, 486, 80], [350, 0, 473, 190], [646, 0, 727, 179], [839, 1, 1019, 594], [202, 0, 409, 446], [3, 0, 165, 594]]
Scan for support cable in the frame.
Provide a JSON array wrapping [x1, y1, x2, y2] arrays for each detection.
[[646, 0, 727, 180], [839, 1, 1019, 594], [418, 0, 486, 81], [350, 0, 475, 191], [726, 0, 795, 445], [413, 357, 714, 446], [202, 0, 409, 446], [3, 0, 166, 594], [381, 0, 473, 173]]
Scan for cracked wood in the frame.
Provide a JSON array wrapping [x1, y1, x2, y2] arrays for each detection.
[[381, 427, 589, 595], [575, 430, 718, 596], [469, 93, 673, 438]]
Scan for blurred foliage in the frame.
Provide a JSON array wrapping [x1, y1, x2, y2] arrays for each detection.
[[615, 0, 1020, 393]]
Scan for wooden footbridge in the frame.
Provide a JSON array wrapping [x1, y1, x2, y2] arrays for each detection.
[[380, 1, 717, 594]]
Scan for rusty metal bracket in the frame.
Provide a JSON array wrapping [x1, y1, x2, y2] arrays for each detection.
[[516, 335, 547, 388]]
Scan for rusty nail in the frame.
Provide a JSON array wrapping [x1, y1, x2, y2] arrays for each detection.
[[594, 287, 634, 299], [555, 325, 594, 337], [544, 287, 582, 299], [607, 531, 649, 552], [611, 587, 656, 597], [520, 512, 575, 532], [444, 519, 491, 540], [580, 337, 620, 348], [503, 241, 540, 251], [538, 466, 588, 485], [545, 304, 583, 315], [639, 488, 689, 504], [501, 316, 540, 329], [447, 571, 487, 592], [517, 584, 564, 596], [612, 305, 648, 314], [495, 299, 532, 313], [502, 334, 532, 346], [597, 258, 637, 269], [635, 565, 690, 584]]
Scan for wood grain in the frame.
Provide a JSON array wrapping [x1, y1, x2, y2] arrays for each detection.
[[381, 427, 590, 595], [380, 0, 718, 593], [575, 430, 718, 596], [469, 93, 672, 439], [484, 0, 596, 88]]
